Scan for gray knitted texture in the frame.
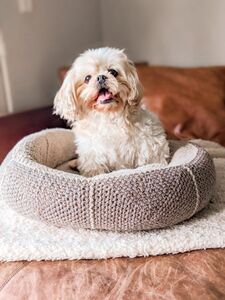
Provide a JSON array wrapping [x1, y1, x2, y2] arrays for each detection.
[[0, 129, 216, 232]]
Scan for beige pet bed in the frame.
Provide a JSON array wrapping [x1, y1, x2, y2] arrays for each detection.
[[0, 129, 215, 232]]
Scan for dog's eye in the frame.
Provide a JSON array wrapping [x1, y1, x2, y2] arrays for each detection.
[[108, 69, 118, 77], [84, 75, 91, 83]]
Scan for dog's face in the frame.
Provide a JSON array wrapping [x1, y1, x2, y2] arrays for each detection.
[[54, 48, 142, 122]]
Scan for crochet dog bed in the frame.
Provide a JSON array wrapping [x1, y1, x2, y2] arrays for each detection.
[[0, 129, 215, 232]]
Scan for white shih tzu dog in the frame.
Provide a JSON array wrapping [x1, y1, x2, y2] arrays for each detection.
[[54, 47, 169, 177]]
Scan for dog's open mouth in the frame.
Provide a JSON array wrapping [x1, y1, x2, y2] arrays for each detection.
[[96, 88, 114, 104]]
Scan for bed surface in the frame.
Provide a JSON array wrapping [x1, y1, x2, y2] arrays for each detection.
[[0, 65, 225, 298], [0, 249, 225, 299]]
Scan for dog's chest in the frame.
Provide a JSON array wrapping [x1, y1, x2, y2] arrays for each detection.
[[76, 123, 132, 152], [74, 119, 146, 167]]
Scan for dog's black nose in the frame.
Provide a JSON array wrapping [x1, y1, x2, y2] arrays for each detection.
[[97, 74, 107, 84]]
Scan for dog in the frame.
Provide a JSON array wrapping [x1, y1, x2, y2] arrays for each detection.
[[54, 47, 169, 177]]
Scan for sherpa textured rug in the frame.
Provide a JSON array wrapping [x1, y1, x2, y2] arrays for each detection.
[[0, 140, 225, 261]]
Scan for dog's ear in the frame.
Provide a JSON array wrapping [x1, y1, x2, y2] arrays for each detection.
[[54, 69, 78, 124], [127, 60, 143, 106]]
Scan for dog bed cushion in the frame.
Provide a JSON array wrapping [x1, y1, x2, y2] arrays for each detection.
[[0, 129, 215, 232]]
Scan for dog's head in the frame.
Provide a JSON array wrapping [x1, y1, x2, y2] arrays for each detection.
[[54, 47, 142, 123]]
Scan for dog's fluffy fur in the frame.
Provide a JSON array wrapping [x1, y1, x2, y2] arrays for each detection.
[[54, 47, 169, 177]]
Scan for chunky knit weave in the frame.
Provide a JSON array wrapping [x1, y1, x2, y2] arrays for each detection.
[[0, 129, 216, 232]]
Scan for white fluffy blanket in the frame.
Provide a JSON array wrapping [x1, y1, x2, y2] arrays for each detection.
[[0, 140, 224, 261]]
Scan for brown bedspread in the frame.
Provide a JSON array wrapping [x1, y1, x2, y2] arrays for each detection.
[[0, 249, 225, 299], [138, 66, 225, 146], [0, 106, 66, 163]]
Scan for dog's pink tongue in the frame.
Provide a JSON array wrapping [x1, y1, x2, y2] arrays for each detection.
[[97, 90, 112, 102]]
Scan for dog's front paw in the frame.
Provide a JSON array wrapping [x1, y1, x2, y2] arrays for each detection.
[[69, 159, 79, 170], [81, 168, 107, 177]]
